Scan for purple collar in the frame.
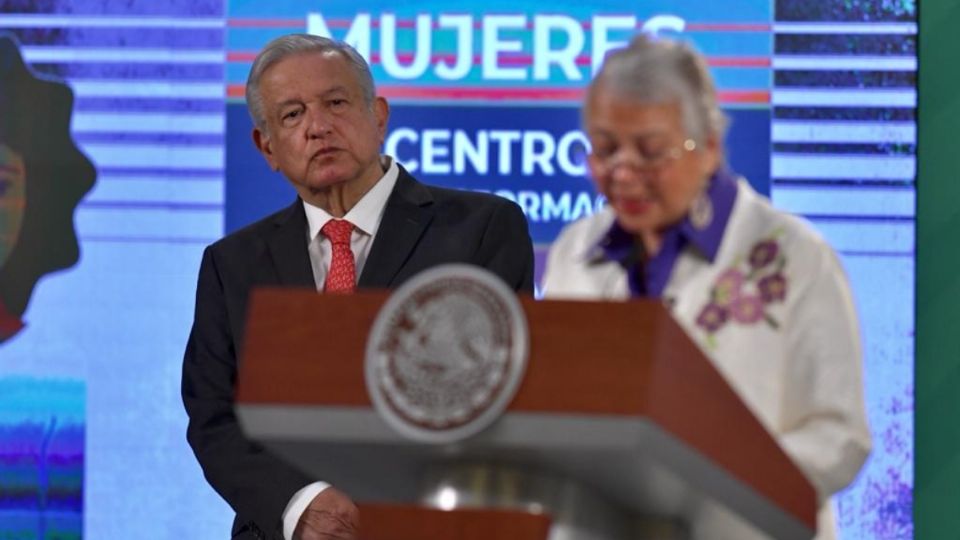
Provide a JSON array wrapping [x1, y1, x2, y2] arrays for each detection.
[[594, 168, 739, 298]]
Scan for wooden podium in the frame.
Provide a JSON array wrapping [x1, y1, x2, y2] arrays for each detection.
[[235, 288, 816, 540]]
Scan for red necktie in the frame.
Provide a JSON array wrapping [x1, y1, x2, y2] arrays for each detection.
[[321, 219, 356, 293]]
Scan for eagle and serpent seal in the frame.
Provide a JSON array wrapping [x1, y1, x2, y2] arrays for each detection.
[[365, 264, 528, 443]]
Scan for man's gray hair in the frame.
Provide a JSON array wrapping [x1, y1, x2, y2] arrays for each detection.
[[585, 34, 728, 144], [245, 34, 376, 131]]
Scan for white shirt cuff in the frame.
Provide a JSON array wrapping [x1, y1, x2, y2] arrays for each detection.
[[281, 481, 331, 540]]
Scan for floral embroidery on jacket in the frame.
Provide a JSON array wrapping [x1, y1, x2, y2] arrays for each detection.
[[696, 232, 787, 349]]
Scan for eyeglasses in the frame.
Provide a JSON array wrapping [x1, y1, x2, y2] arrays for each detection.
[[587, 138, 697, 174]]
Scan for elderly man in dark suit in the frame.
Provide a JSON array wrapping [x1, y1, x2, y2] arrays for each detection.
[[181, 34, 533, 540]]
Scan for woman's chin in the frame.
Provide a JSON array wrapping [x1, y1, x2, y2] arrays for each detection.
[[613, 203, 658, 233]]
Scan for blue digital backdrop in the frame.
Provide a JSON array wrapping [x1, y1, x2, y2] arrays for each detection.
[[0, 0, 915, 538]]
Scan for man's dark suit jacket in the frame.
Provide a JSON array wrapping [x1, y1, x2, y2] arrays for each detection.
[[182, 166, 534, 539]]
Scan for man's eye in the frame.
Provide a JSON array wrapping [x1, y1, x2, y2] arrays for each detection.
[[282, 109, 301, 120], [330, 99, 347, 108]]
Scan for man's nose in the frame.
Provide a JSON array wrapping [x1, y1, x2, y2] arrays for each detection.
[[305, 108, 333, 138]]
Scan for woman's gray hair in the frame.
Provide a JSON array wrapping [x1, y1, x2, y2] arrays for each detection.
[[245, 34, 376, 132], [585, 34, 728, 144]]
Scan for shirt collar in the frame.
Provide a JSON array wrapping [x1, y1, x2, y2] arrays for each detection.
[[595, 167, 739, 264], [676, 167, 738, 261], [303, 156, 399, 239]]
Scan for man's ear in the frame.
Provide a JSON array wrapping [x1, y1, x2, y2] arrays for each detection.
[[374, 96, 390, 144], [252, 127, 279, 171]]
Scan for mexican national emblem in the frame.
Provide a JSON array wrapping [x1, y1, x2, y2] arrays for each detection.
[[365, 264, 528, 443]]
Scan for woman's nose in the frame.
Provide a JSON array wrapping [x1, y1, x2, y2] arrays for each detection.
[[607, 150, 645, 183]]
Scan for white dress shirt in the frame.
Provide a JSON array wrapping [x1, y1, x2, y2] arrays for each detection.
[[280, 157, 399, 540], [302, 157, 400, 291]]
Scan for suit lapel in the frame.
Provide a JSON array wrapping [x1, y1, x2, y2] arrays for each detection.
[[266, 200, 317, 288], [359, 168, 434, 288]]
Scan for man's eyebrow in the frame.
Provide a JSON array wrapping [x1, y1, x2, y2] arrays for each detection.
[[274, 86, 350, 111], [321, 85, 350, 98], [275, 99, 304, 111]]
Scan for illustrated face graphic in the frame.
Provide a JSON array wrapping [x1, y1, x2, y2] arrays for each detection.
[[0, 34, 96, 342], [0, 143, 26, 267]]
